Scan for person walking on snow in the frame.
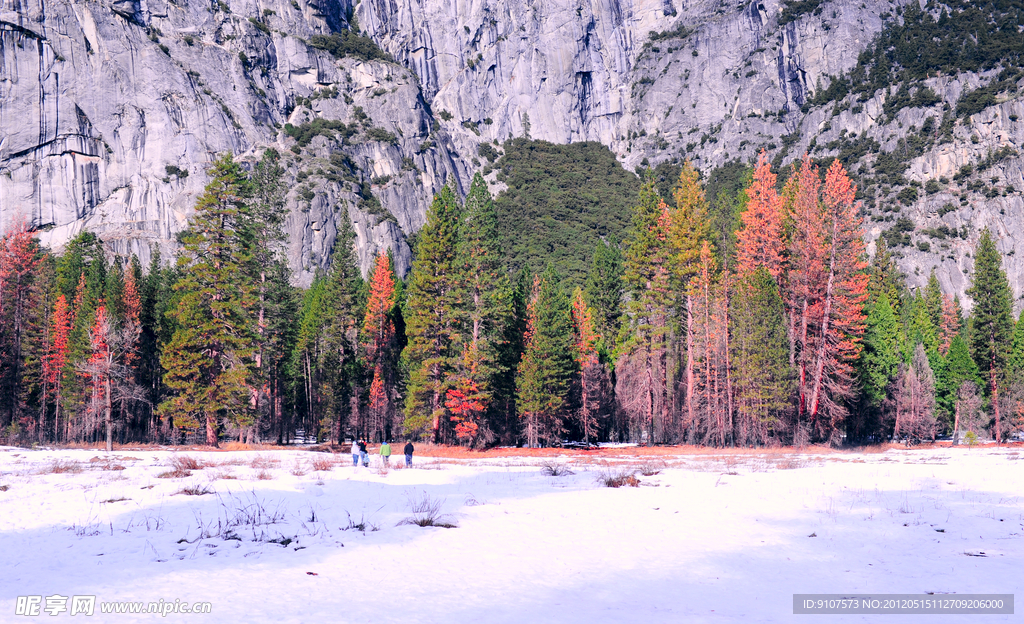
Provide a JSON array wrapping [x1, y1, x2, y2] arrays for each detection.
[[380, 440, 392, 467], [351, 438, 360, 467], [404, 441, 414, 467], [358, 439, 369, 467]]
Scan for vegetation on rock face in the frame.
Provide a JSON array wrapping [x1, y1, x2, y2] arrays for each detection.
[[810, 1, 1024, 112], [309, 30, 392, 63]]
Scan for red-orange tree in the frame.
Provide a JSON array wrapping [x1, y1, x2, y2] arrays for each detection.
[[788, 158, 868, 444], [362, 251, 397, 441], [736, 151, 786, 281]]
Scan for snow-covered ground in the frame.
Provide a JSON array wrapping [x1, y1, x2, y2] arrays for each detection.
[[1, 445, 1021, 623]]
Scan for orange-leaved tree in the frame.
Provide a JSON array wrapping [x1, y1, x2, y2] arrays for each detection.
[[736, 151, 786, 281], [362, 251, 397, 441]]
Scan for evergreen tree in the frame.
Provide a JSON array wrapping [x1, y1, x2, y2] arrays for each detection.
[[860, 293, 903, 407], [618, 175, 674, 441], [292, 219, 362, 443], [246, 148, 291, 444], [939, 334, 983, 420], [583, 238, 624, 351], [868, 237, 904, 316], [570, 286, 605, 445], [403, 183, 462, 442], [516, 268, 575, 447], [907, 291, 939, 355], [159, 154, 256, 447], [1008, 310, 1024, 383], [967, 228, 1015, 442], [488, 270, 529, 443], [0, 219, 42, 430], [139, 249, 177, 441], [730, 267, 792, 445], [789, 157, 868, 444], [450, 172, 504, 444]]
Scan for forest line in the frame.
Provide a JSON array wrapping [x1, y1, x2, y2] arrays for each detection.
[[1, 149, 1022, 449]]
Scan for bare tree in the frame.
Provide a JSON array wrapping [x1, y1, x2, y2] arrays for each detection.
[[888, 344, 937, 444], [953, 381, 985, 444]]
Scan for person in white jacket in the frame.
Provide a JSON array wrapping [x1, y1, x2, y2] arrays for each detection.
[[351, 438, 360, 467]]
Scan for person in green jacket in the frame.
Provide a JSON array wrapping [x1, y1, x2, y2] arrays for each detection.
[[380, 440, 392, 467]]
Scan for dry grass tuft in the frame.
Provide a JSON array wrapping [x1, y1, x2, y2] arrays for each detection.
[[398, 493, 457, 528], [170, 455, 204, 471], [100, 497, 130, 504], [249, 455, 279, 470], [0, 484, 10, 492], [290, 461, 308, 476], [175, 484, 213, 496], [44, 459, 83, 474], [637, 459, 666, 476], [540, 460, 574, 476], [156, 468, 192, 479], [310, 456, 335, 472], [602, 469, 640, 488], [254, 469, 274, 480]]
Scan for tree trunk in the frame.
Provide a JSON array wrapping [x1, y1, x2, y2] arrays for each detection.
[[205, 410, 218, 447], [685, 294, 694, 434], [104, 375, 113, 452], [991, 367, 1001, 445], [952, 400, 961, 445]]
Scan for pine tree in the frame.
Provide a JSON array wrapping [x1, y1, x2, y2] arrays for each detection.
[[790, 157, 869, 444], [159, 154, 256, 447], [731, 267, 792, 446], [516, 268, 575, 447], [489, 270, 528, 443], [583, 238, 624, 351], [924, 270, 944, 330], [941, 334, 983, 416], [450, 172, 504, 444], [868, 237, 904, 316], [938, 295, 962, 355], [403, 183, 462, 442], [860, 293, 903, 407], [1009, 310, 1024, 383], [907, 291, 939, 355], [362, 252, 397, 442], [570, 287, 603, 445], [86, 305, 115, 450], [292, 219, 362, 443], [671, 164, 713, 440], [619, 176, 674, 442], [45, 295, 72, 441], [245, 148, 290, 443], [736, 151, 786, 281], [967, 228, 1015, 443], [0, 219, 42, 430]]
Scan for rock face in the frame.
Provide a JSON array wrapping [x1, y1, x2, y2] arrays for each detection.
[[0, 0, 462, 281], [2, 0, 1023, 308]]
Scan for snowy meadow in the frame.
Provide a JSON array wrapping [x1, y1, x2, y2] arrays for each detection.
[[1, 445, 1021, 623]]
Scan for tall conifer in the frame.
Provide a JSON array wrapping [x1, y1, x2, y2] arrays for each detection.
[[404, 183, 462, 442], [159, 154, 256, 447], [967, 228, 1015, 442]]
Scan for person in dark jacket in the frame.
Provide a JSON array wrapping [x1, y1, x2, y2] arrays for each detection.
[[358, 440, 368, 467], [404, 441, 414, 467]]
